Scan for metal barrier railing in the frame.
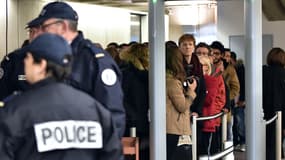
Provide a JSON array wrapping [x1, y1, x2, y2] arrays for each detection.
[[199, 146, 234, 160], [192, 111, 282, 160], [265, 111, 282, 160], [192, 111, 228, 160]]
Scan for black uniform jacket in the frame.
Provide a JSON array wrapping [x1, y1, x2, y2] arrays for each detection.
[[0, 78, 122, 160], [69, 31, 125, 137], [0, 49, 30, 101]]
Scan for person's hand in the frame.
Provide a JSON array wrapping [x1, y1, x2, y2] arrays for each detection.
[[191, 112, 199, 117], [237, 101, 245, 107], [188, 78, 197, 91], [223, 108, 229, 113]]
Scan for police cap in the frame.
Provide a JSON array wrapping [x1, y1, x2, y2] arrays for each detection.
[[25, 33, 72, 66], [27, 2, 78, 27]]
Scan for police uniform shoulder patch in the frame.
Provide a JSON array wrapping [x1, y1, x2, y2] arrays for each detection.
[[0, 101, 4, 107], [0, 67, 4, 79], [101, 68, 117, 86]]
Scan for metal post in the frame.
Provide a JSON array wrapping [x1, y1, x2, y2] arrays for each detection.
[[192, 116, 197, 160], [149, 0, 166, 160], [244, 0, 266, 159], [276, 111, 282, 160], [222, 113, 227, 149]]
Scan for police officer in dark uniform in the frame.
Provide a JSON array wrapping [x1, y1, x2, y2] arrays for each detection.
[[0, 22, 42, 101], [0, 48, 28, 101], [27, 1, 126, 138], [0, 33, 122, 160]]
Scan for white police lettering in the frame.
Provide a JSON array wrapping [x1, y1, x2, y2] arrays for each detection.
[[34, 120, 102, 152], [101, 68, 117, 86], [0, 67, 4, 79]]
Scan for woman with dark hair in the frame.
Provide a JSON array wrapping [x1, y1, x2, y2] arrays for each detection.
[[166, 45, 197, 160], [263, 47, 285, 160]]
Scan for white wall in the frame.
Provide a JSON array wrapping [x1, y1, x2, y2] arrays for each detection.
[[140, 14, 169, 43], [70, 2, 131, 48], [263, 14, 285, 49], [169, 24, 183, 44], [0, 0, 174, 59], [217, 0, 285, 52], [217, 1, 244, 48], [0, 0, 138, 59], [167, 4, 217, 45]]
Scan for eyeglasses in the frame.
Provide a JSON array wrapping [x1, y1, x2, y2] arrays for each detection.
[[196, 51, 212, 57], [41, 20, 63, 31], [212, 51, 221, 56]]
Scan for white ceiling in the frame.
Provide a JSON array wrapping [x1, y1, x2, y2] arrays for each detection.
[[68, 0, 220, 12]]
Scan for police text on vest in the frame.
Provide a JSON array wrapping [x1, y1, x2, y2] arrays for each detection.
[[34, 120, 102, 152]]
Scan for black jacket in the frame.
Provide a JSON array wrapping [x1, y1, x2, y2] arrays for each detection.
[[263, 65, 285, 123], [183, 54, 206, 115], [69, 31, 125, 137], [0, 49, 30, 101], [121, 63, 149, 136], [0, 78, 122, 160], [263, 65, 285, 160]]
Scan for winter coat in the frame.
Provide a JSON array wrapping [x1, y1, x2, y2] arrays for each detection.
[[202, 70, 226, 132]]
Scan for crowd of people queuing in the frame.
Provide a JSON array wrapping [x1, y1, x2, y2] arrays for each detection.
[[0, 1, 284, 160]]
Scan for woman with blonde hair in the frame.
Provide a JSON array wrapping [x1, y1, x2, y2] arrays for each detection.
[[197, 54, 226, 156]]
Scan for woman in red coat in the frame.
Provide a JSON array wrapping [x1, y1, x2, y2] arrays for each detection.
[[198, 55, 226, 156]]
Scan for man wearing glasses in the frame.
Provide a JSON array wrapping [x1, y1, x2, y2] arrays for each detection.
[[27, 2, 126, 139], [210, 41, 240, 142]]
